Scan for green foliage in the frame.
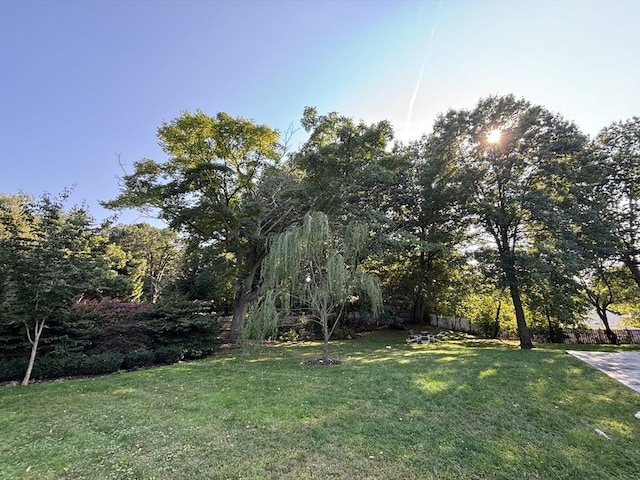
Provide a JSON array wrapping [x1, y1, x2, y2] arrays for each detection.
[[294, 107, 396, 223], [553, 118, 639, 325], [107, 223, 182, 303], [0, 192, 116, 383], [425, 95, 588, 348], [0, 297, 218, 381], [153, 345, 184, 365], [245, 289, 281, 341], [379, 118, 473, 321], [248, 211, 382, 361], [69, 300, 156, 354], [73, 299, 221, 360], [0, 357, 28, 382], [122, 349, 156, 370], [589, 117, 640, 287], [0, 346, 184, 382], [282, 328, 299, 342], [170, 240, 236, 308], [78, 352, 124, 376], [151, 300, 221, 358], [103, 110, 297, 336], [330, 327, 354, 340], [5, 100, 635, 365], [31, 354, 83, 380]]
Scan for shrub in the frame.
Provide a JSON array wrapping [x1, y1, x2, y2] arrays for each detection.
[[475, 309, 500, 339], [530, 324, 566, 343], [154, 346, 183, 365], [0, 299, 221, 381], [0, 357, 28, 383], [87, 323, 155, 355], [33, 354, 82, 380], [150, 300, 221, 356], [283, 328, 298, 342], [122, 350, 156, 370], [78, 353, 123, 376], [332, 327, 354, 340]]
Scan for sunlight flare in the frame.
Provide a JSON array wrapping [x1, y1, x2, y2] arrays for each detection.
[[487, 128, 502, 144]]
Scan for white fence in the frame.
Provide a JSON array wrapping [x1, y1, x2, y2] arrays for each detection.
[[429, 314, 480, 334]]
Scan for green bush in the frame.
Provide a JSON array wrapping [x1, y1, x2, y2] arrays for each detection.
[[151, 301, 221, 356], [78, 353, 123, 376], [332, 327, 354, 340], [475, 309, 500, 339], [154, 346, 183, 365], [0, 357, 28, 382], [0, 300, 221, 382], [122, 350, 156, 370], [284, 328, 299, 342], [33, 354, 82, 380]]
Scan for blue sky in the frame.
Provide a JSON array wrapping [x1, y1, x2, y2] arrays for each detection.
[[1, 0, 639, 224]]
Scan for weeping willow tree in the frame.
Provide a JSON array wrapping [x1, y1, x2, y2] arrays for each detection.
[[246, 211, 382, 362]]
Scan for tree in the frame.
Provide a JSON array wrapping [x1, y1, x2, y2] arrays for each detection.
[[104, 111, 296, 337], [522, 232, 590, 341], [292, 107, 396, 223], [108, 223, 182, 303], [385, 118, 471, 322], [0, 193, 100, 384], [246, 211, 382, 362], [579, 264, 633, 345], [589, 118, 640, 289], [171, 238, 236, 309], [436, 95, 587, 349]]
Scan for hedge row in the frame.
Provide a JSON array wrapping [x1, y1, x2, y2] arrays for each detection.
[[1, 299, 221, 382], [0, 346, 184, 383]]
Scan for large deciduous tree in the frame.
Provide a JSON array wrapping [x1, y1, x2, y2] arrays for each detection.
[[435, 95, 587, 349], [104, 111, 295, 337], [292, 106, 396, 223], [590, 118, 640, 289], [389, 114, 471, 322], [246, 211, 382, 362]]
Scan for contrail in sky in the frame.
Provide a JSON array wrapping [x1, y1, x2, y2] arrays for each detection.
[[405, 0, 442, 140]]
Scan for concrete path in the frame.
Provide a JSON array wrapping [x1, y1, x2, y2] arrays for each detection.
[[566, 350, 640, 394]]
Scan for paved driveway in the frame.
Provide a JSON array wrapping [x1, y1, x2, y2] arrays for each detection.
[[566, 350, 640, 393]]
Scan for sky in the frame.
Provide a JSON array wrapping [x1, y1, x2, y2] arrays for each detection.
[[1, 0, 639, 224]]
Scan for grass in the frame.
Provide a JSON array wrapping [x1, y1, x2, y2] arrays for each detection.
[[1, 330, 639, 479]]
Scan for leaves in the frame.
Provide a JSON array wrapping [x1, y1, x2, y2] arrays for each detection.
[[248, 212, 382, 360]]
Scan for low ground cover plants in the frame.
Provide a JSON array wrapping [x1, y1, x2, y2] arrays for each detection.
[[1, 330, 639, 479]]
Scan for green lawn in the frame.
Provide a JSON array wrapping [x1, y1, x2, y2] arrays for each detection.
[[1, 330, 639, 479]]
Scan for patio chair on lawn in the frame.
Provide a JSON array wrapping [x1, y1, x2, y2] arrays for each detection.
[[406, 330, 438, 344]]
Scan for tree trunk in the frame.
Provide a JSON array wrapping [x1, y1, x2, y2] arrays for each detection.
[[229, 246, 265, 340], [509, 284, 532, 349], [545, 307, 554, 342], [595, 305, 619, 345], [322, 315, 330, 363], [623, 256, 640, 291], [492, 300, 502, 339], [230, 292, 251, 340], [412, 294, 426, 323], [22, 319, 45, 386], [501, 249, 533, 349]]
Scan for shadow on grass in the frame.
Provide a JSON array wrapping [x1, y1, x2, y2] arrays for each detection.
[[1, 331, 639, 480]]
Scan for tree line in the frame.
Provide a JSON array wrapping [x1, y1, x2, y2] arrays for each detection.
[[1, 95, 638, 382]]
